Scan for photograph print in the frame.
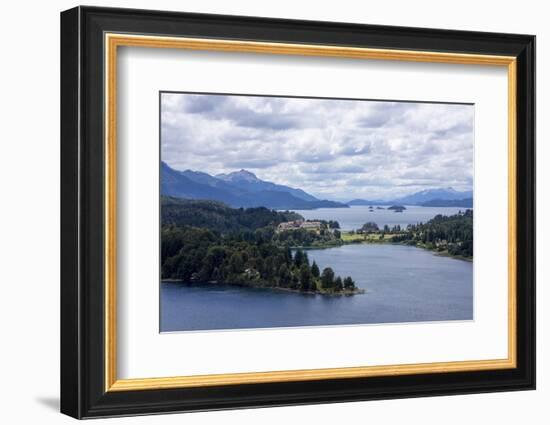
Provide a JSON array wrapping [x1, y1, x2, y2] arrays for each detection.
[[160, 92, 474, 332]]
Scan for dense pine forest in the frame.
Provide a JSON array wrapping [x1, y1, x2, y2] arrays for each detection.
[[389, 209, 473, 258], [162, 196, 303, 233], [161, 197, 359, 295]]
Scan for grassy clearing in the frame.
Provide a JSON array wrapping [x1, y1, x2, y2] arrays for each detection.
[[341, 232, 396, 243]]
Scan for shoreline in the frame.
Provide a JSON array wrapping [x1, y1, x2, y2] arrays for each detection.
[[161, 279, 365, 297], [291, 238, 473, 262]]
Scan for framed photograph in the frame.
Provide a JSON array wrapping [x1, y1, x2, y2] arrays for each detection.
[[60, 6, 535, 419]]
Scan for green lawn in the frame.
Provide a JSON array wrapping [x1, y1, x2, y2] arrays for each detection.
[[341, 232, 396, 243]]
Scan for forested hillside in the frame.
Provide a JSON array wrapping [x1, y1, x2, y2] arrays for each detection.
[[391, 210, 473, 258], [161, 196, 303, 234], [161, 197, 359, 295]]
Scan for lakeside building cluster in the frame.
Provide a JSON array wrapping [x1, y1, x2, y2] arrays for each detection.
[[276, 219, 323, 232]]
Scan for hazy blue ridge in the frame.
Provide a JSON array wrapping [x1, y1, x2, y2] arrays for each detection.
[[348, 188, 473, 207], [419, 198, 473, 207], [217, 169, 318, 202], [161, 162, 348, 209], [347, 199, 388, 206], [391, 188, 473, 205]]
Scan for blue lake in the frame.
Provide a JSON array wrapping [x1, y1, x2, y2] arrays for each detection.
[[160, 243, 473, 332], [291, 205, 467, 231]]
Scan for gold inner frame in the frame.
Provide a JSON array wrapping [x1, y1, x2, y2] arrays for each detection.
[[104, 33, 517, 392]]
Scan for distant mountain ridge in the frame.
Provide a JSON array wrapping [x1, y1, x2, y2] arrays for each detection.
[[392, 188, 473, 205], [420, 198, 473, 207], [161, 162, 348, 210], [216, 169, 317, 202], [162, 162, 472, 210], [349, 188, 473, 207], [347, 199, 386, 206]]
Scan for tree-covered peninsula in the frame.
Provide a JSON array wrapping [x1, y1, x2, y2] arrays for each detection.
[[389, 209, 473, 258], [161, 197, 361, 295], [343, 209, 473, 260]]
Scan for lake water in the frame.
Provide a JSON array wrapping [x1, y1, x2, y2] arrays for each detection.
[[160, 244, 473, 332], [291, 205, 467, 230]]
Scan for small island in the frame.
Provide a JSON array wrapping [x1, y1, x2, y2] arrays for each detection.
[[388, 205, 406, 212]]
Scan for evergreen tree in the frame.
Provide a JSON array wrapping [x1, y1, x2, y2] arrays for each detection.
[[264, 256, 276, 279], [343, 276, 355, 290], [299, 263, 312, 291], [334, 276, 343, 291], [294, 249, 304, 267], [229, 252, 244, 274], [278, 264, 291, 287], [361, 222, 379, 233], [211, 267, 221, 281], [290, 273, 299, 289], [284, 246, 292, 262], [328, 220, 340, 229], [311, 261, 320, 278], [321, 267, 335, 289]]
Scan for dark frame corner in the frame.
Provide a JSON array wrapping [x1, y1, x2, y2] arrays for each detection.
[[61, 5, 535, 419]]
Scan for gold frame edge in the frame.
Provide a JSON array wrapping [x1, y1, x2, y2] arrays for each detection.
[[104, 33, 518, 392]]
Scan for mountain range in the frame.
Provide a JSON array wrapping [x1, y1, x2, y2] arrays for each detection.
[[418, 198, 473, 207], [348, 188, 473, 207], [161, 162, 348, 210], [161, 162, 473, 210]]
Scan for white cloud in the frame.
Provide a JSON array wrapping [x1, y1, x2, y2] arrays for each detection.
[[161, 93, 474, 201]]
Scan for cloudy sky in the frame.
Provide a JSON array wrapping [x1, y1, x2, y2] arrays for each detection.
[[161, 92, 473, 201]]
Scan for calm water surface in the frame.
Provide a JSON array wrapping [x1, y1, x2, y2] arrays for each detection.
[[291, 205, 467, 231], [161, 244, 473, 332]]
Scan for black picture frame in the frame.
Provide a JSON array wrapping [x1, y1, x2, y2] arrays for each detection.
[[61, 5, 536, 419]]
